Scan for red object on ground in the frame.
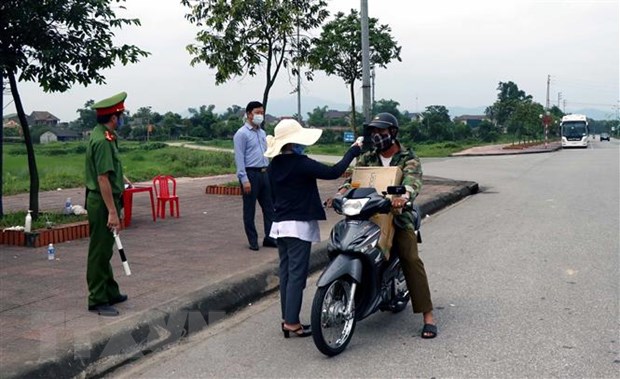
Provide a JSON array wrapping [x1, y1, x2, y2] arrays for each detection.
[[153, 175, 180, 219], [123, 186, 156, 227]]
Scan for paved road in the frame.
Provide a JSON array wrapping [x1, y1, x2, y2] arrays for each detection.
[[113, 140, 619, 378]]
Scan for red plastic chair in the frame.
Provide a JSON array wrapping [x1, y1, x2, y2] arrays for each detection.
[[153, 175, 180, 219]]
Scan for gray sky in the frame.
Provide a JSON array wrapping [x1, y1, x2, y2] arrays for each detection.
[[4, 0, 619, 122]]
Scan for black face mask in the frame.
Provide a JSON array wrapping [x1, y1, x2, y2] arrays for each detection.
[[371, 133, 393, 152]]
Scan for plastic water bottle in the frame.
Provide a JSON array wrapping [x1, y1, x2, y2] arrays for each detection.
[[47, 243, 55, 261], [64, 197, 72, 215], [25, 210, 32, 233]]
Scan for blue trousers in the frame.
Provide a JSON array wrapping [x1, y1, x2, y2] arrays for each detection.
[[278, 237, 311, 324]]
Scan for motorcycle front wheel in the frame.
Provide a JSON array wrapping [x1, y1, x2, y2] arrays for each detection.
[[311, 277, 356, 356]]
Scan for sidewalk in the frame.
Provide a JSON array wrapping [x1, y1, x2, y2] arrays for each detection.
[[0, 143, 556, 378]]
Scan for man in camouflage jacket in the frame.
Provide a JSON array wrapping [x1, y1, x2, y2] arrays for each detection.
[[336, 112, 437, 339]]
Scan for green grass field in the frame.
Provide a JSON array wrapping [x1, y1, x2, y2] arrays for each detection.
[[3, 141, 236, 196], [195, 138, 486, 157]]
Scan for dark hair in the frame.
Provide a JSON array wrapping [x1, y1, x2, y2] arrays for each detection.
[[96, 112, 122, 124], [245, 101, 263, 114]]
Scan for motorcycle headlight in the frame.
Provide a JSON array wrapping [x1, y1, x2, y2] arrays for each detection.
[[342, 198, 370, 216]]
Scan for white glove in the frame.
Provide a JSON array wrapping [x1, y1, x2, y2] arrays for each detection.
[[351, 136, 364, 147]]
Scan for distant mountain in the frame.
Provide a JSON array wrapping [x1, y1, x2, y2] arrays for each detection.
[[570, 108, 614, 121], [266, 96, 350, 118], [447, 106, 488, 117], [447, 106, 612, 120]]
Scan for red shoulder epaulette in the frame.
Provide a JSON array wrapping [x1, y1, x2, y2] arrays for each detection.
[[104, 130, 115, 141]]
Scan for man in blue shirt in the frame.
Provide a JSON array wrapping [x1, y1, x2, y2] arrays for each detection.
[[233, 101, 277, 251]]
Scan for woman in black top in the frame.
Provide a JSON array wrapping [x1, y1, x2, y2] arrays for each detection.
[[264, 119, 362, 338]]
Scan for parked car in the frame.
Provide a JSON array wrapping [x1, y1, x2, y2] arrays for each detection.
[[600, 132, 610, 141]]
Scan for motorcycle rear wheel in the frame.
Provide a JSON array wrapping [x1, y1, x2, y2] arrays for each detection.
[[311, 278, 356, 356]]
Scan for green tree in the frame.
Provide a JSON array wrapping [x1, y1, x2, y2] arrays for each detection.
[[220, 105, 243, 120], [162, 112, 185, 139], [71, 100, 97, 132], [182, 0, 329, 114], [373, 98, 411, 129], [476, 120, 501, 142], [373, 99, 402, 119], [134, 107, 153, 121], [399, 120, 424, 144], [485, 81, 533, 128], [307, 105, 329, 127], [188, 105, 218, 139], [0, 0, 149, 218], [507, 100, 545, 144], [307, 9, 401, 135], [421, 105, 453, 142], [453, 122, 473, 141]]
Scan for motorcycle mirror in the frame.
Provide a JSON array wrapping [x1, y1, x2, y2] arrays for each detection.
[[387, 185, 407, 195], [332, 197, 344, 213]]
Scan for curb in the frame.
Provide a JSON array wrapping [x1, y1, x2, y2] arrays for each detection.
[[5, 179, 478, 379], [450, 144, 562, 157]]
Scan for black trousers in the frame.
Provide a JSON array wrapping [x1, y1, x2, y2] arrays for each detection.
[[278, 237, 311, 324], [241, 170, 274, 246]]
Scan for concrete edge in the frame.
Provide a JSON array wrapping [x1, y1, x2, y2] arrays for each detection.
[[450, 145, 562, 157], [5, 180, 478, 379]]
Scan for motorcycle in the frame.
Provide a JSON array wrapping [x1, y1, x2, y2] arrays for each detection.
[[311, 185, 422, 356]]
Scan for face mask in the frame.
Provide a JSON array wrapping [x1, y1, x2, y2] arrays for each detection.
[[371, 132, 393, 152], [252, 114, 264, 126], [291, 144, 305, 155]]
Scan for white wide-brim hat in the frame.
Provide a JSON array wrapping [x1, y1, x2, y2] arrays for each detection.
[[264, 119, 323, 158]]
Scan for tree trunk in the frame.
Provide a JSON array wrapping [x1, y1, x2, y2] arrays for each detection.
[[349, 80, 357, 137], [8, 71, 40, 218]]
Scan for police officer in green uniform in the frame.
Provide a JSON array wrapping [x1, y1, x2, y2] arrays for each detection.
[[85, 92, 130, 317], [332, 112, 438, 339]]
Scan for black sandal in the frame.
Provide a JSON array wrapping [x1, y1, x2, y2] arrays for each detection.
[[421, 323, 437, 339], [282, 324, 312, 338]]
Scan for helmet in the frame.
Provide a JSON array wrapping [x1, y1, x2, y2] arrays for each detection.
[[368, 113, 399, 130]]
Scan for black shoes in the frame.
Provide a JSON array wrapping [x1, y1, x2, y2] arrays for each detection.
[[88, 303, 119, 317], [110, 294, 128, 305], [263, 238, 278, 248], [250, 238, 277, 250], [89, 294, 128, 316]]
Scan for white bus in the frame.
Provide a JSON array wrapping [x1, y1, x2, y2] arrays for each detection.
[[560, 114, 589, 148]]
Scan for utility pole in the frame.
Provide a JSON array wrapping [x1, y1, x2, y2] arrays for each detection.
[[361, 0, 371, 124], [557, 92, 562, 109], [545, 74, 551, 110], [371, 66, 376, 113]]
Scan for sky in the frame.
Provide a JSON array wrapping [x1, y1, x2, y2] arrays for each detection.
[[3, 0, 619, 122]]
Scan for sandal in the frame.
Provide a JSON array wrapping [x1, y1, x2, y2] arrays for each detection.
[[282, 324, 312, 338], [421, 323, 437, 339]]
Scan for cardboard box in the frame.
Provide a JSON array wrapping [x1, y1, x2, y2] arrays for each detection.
[[351, 167, 403, 257], [350, 166, 403, 195], [370, 213, 395, 259]]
